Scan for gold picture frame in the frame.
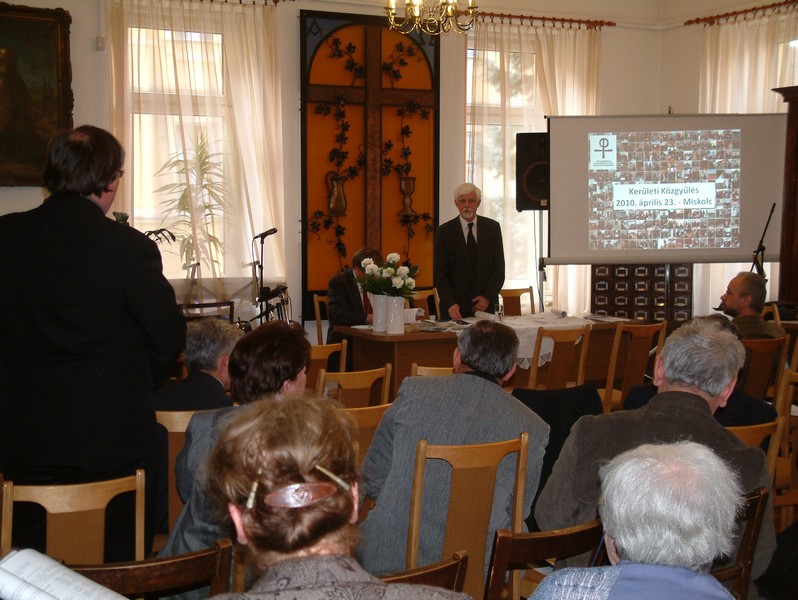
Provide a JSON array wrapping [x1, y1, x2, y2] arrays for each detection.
[[0, 3, 73, 186]]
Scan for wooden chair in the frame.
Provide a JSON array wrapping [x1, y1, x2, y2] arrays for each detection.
[[316, 364, 392, 408], [341, 404, 391, 467], [528, 325, 591, 390], [727, 417, 786, 487], [773, 370, 798, 531], [761, 303, 782, 327], [483, 519, 605, 600], [313, 294, 329, 345], [739, 336, 789, 401], [406, 433, 529, 600], [0, 469, 145, 563], [411, 363, 453, 377], [411, 288, 441, 320], [711, 487, 769, 600], [73, 538, 233, 597], [178, 300, 235, 323], [156, 410, 199, 533], [380, 550, 468, 592], [599, 321, 667, 412], [307, 340, 347, 392], [499, 287, 535, 316]]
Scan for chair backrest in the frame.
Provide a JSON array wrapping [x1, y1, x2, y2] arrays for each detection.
[[602, 321, 667, 412], [711, 487, 769, 600], [1, 470, 145, 563], [761, 303, 782, 327], [406, 433, 529, 600], [380, 550, 468, 592], [483, 519, 605, 600], [411, 363, 454, 377], [727, 417, 786, 487], [341, 404, 391, 467], [772, 370, 798, 530], [156, 410, 200, 532], [528, 325, 592, 390], [411, 288, 441, 320], [740, 336, 789, 401], [73, 538, 233, 597], [313, 294, 329, 345], [499, 287, 535, 316], [178, 301, 235, 323], [308, 340, 347, 391], [316, 364, 392, 407]]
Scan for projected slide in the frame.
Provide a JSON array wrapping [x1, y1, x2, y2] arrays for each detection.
[[587, 129, 740, 252]]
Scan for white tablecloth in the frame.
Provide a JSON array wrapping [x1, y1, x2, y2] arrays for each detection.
[[468, 312, 593, 368]]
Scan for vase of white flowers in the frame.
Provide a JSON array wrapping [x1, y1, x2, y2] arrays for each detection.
[[358, 252, 418, 334]]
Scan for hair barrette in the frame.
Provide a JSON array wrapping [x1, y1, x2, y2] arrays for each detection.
[[315, 464, 351, 491]]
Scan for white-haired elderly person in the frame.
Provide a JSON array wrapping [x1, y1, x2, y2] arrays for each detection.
[[206, 396, 471, 600], [532, 441, 744, 599], [155, 317, 245, 411]]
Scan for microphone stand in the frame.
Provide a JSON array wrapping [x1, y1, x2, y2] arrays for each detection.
[[255, 235, 268, 326], [750, 202, 776, 283]]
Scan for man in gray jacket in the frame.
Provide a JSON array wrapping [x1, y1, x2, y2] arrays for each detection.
[[358, 320, 550, 576]]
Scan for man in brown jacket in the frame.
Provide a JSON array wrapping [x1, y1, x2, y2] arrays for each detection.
[[536, 317, 775, 597]]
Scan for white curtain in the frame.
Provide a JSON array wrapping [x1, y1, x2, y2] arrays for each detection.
[[695, 7, 798, 314], [107, 0, 284, 307], [467, 21, 600, 315]]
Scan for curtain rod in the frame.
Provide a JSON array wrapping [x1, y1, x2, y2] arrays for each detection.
[[685, 0, 798, 26], [478, 11, 615, 30]]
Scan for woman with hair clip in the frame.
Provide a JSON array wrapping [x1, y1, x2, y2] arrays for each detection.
[[206, 397, 470, 599]]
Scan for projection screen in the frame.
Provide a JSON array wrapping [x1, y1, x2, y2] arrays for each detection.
[[547, 114, 787, 265]]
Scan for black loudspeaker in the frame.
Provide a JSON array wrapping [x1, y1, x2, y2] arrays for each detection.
[[516, 132, 550, 211]]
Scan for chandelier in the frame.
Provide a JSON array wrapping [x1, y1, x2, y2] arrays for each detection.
[[386, 0, 478, 35]]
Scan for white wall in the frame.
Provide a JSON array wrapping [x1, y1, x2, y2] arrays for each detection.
[[0, 0, 766, 320]]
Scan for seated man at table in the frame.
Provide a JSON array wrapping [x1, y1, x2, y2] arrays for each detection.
[[535, 316, 775, 593], [532, 441, 744, 600], [358, 320, 550, 575], [719, 271, 785, 339], [327, 246, 382, 370], [155, 318, 244, 411]]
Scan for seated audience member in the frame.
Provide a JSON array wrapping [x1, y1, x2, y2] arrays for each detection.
[[158, 320, 310, 600], [531, 441, 744, 600], [719, 272, 785, 339], [359, 320, 549, 576], [206, 397, 470, 600], [623, 316, 777, 426], [535, 317, 775, 591], [155, 318, 244, 411]]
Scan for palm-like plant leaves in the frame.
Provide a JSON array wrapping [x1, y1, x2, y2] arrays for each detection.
[[154, 131, 225, 272]]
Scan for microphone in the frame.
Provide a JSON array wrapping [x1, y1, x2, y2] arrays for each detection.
[[713, 304, 724, 311], [253, 228, 278, 241]]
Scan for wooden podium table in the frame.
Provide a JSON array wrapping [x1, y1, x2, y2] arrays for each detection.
[[334, 326, 458, 399], [336, 321, 623, 400]]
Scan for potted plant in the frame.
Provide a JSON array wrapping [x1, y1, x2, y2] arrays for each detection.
[[154, 130, 225, 286]]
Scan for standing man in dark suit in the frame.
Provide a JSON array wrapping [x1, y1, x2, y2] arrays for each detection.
[[0, 125, 186, 560], [434, 183, 505, 319], [326, 246, 383, 345]]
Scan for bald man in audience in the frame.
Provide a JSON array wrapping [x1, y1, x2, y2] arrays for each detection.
[[719, 271, 785, 339], [536, 317, 775, 598]]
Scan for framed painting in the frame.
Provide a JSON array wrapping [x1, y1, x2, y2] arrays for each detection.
[[0, 3, 73, 186]]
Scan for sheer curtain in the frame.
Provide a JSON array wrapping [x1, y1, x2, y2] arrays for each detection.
[[467, 21, 600, 315], [695, 7, 798, 313], [107, 0, 284, 307]]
